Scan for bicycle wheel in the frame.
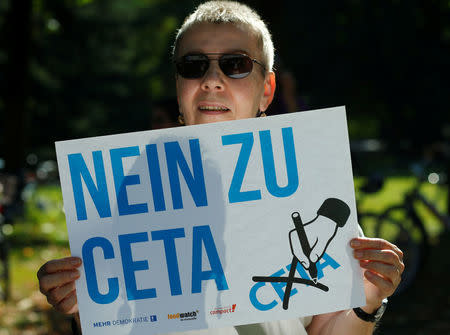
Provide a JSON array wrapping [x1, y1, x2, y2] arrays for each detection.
[[375, 205, 428, 295]]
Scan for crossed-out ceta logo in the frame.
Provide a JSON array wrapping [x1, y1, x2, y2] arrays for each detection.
[[250, 198, 350, 311]]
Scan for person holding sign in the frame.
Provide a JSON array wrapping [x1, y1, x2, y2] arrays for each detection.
[[37, 1, 404, 334]]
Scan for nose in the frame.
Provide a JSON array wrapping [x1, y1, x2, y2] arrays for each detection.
[[201, 60, 225, 92]]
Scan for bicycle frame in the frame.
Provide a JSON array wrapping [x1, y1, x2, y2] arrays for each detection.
[[410, 188, 450, 231]]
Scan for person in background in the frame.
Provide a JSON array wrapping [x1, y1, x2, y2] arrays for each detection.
[[37, 2, 404, 334]]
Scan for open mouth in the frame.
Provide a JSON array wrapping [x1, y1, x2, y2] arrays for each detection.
[[198, 103, 230, 115], [198, 105, 230, 112]]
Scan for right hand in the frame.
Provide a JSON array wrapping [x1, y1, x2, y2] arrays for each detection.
[[37, 256, 82, 314], [289, 215, 338, 269]]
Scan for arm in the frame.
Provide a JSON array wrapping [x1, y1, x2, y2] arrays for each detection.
[[306, 237, 404, 335]]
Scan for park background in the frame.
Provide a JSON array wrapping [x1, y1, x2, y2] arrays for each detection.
[[0, 0, 448, 334]]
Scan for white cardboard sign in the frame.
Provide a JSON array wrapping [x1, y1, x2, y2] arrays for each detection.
[[55, 106, 365, 335]]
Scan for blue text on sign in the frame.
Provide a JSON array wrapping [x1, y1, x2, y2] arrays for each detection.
[[82, 225, 228, 304], [67, 127, 299, 221]]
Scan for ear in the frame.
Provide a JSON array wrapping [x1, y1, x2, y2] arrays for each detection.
[[259, 72, 276, 112]]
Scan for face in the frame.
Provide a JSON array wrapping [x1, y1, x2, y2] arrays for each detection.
[[175, 22, 276, 126]]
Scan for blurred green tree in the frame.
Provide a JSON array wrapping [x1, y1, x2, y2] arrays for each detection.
[[0, 0, 195, 167], [0, 0, 448, 169]]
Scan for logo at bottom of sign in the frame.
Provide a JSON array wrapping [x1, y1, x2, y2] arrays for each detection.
[[210, 304, 237, 315], [92, 315, 158, 328], [168, 310, 199, 321]]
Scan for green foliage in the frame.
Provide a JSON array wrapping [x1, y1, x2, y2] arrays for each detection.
[[1, 0, 449, 159], [11, 184, 68, 246], [0, 0, 195, 160]]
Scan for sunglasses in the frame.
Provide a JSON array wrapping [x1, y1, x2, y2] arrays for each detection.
[[175, 53, 266, 79]]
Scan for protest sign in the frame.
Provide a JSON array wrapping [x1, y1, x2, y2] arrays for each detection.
[[55, 106, 365, 335]]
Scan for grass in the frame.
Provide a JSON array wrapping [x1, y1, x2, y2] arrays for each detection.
[[0, 184, 72, 334], [0, 177, 448, 334]]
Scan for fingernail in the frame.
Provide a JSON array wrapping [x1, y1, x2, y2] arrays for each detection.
[[351, 240, 360, 247], [71, 258, 81, 266]]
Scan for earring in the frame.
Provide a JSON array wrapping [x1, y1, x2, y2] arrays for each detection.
[[257, 110, 267, 117], [178, 114, 185, 125]]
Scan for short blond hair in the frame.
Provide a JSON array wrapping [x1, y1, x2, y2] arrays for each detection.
[[172, 1, 274, 72]]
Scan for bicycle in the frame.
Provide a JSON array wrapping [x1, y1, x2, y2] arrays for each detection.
[[357, 168, 449, 296], [376, 169, 448, 294]]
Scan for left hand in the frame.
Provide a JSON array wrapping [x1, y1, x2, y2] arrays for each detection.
[[350, 237, 404, 311]]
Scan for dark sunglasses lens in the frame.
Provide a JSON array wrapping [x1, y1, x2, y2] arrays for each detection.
[[177, 55, 209, 78], [219, 54, 253, 79]]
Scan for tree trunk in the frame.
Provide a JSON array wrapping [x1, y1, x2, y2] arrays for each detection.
[[2, 0, 32, 173]]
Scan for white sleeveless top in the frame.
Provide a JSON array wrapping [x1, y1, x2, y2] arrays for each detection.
[[162, 317, 313, 335]]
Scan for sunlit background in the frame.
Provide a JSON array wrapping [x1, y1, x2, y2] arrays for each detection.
[[0, 1, 449, 334]]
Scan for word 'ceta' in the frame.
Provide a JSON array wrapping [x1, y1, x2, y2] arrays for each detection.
[[249, 253, 340, 311], [82, 225, 228, 304]]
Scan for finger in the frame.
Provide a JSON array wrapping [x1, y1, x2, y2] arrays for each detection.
[[360, 261, 402, 285], [39, 270, 80, 294], [297, 254, 311, 269], [309, 216, 338, 262], [354, 249, 403, 268], [55, 290, 79, 315], [364, 269, 396, 297], [350, 238, 403, 260], [293, 248, 310, 268], [310, 237, 328, 263], [38, 257, 82, 278], [47, 281, 77, 307]]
